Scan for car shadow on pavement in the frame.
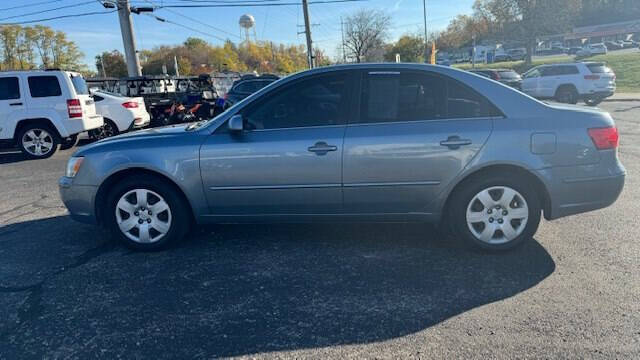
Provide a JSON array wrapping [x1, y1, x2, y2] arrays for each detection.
[[0, 216, 555, 358], [0, 151, 28, 165]]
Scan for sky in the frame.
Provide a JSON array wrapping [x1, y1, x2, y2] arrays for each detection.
[[2, 0, 476, 69]]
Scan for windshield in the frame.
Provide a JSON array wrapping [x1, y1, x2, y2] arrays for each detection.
[[69, 75, 89, 95], [498, 71, 521, 79]]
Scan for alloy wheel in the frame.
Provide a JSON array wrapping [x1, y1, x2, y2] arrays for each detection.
[[21, 129, 54, 157], [115, 189, 172, 244], [465, 186, 529, 245]]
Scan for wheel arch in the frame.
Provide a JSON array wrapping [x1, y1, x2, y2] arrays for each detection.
[[441, 164, 552, 221], [14, 118, 62, 142], [94, 167, 196, 227], [554, 83, 578, 97]]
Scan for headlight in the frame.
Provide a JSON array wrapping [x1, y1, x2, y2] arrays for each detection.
[[66, 157, 84, 178]]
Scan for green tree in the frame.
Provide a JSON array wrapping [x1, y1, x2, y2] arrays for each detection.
[[96, 50, 128, 77], [384, 34, 425, 63]]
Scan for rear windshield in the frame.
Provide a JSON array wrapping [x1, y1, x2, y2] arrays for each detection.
[[587, 64, 612, 74], [498, 71, 521, 79], [70, 74, 89, 95]]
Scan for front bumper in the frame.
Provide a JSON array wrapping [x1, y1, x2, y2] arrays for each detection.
[[59, 176, 98, 225]]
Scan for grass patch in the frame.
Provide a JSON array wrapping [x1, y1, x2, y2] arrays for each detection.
[[453, 51, 640, 92]]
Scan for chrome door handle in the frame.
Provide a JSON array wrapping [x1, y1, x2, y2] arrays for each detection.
[[308, 141, 337, 155], [440, 136, 472, 149]]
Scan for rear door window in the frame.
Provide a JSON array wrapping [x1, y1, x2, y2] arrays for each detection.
[[447, 79, 495, 118], [359, 71, 497, 123], [360, 72, 446, 123], [28, 76, 62, 98], [0, 77, 20, 100]]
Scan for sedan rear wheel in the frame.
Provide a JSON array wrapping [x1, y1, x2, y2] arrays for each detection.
[[449, 175, 541, 251], [466, 186, 529, 245], [106, 175, 190, 251]]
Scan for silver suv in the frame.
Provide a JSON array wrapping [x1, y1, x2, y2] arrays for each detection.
[[59, 64, 625, 251]]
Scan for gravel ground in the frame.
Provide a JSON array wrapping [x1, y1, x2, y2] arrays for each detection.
[[0, 102, 638, 359]]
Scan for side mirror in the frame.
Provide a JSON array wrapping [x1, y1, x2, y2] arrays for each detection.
[[228, 114, 244, 132]]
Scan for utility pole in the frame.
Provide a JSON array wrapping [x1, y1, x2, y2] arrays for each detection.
[[340, 16, 346, 63], [301, 0, 314, 69], [100, 54, 107, 77], [423, 0, 428, 63], [117, 0, 142, 76]]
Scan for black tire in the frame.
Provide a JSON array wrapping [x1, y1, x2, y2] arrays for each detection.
[[89, 119, 119, 140], [105, 175, 191, 251], [555, 86, 579, 104], [584, 96, 603, 107], [448, 174, 542, 251], [59, 134, 78, 150], [16, 124, 59, 159]]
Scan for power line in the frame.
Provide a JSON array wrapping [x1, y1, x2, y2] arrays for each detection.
[[0, 0, 64, 12], [157, 0, 368, 8], [141, 0, 242, 39], [144, 13, 228, 42], [0, 9, 118, 25], [0, 1, 96, 22]]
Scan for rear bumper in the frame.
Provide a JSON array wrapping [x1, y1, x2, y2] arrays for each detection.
[[61, 115, 104, 137], [130, 112, 151, 130], [59, 176, 98, 225], [537, 165, 626, 220]]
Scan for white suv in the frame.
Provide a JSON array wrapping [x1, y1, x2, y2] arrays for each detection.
[[521, 62, 616, 106], [0, 70, 104, 159]]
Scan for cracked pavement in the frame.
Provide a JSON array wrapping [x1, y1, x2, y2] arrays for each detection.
[[0, 102, 639, 359]]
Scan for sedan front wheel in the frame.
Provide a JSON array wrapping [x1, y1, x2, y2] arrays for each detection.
[[106, 175, 190, 251]]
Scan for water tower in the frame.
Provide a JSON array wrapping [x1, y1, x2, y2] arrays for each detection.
[[239, 14, 256, 43]]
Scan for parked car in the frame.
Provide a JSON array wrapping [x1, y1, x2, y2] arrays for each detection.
[[219, 74, 280, 110], [568, 47, 583, 55], [469, 69, 522, 89], [604, 41, 623, 50], [0, 70, 103, 159], [507, 48, 526, 61], [89, 90, 150, 139], [576, 43, 608, 57], [617, 40, 634, 49], [521, 62, 616, 106], [59, 64, 625, 252], [493, 53, 512, 62]]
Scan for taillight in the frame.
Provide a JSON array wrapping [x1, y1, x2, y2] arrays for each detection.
[[122, 101, 138, 109], [223, 93, 229, 100], [491, 72, 500, 80], [588, 127, 619, 150], [584, 75, 600, 80], [67, 99, 82, 118]]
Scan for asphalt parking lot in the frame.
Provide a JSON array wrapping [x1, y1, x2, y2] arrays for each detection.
[[1, 102, 639, 359]]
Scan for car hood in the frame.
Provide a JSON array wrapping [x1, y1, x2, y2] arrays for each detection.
[[74, 123, 193, 156]]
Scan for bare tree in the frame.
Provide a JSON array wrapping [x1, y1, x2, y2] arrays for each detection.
[[343, 9, 391, 63]]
